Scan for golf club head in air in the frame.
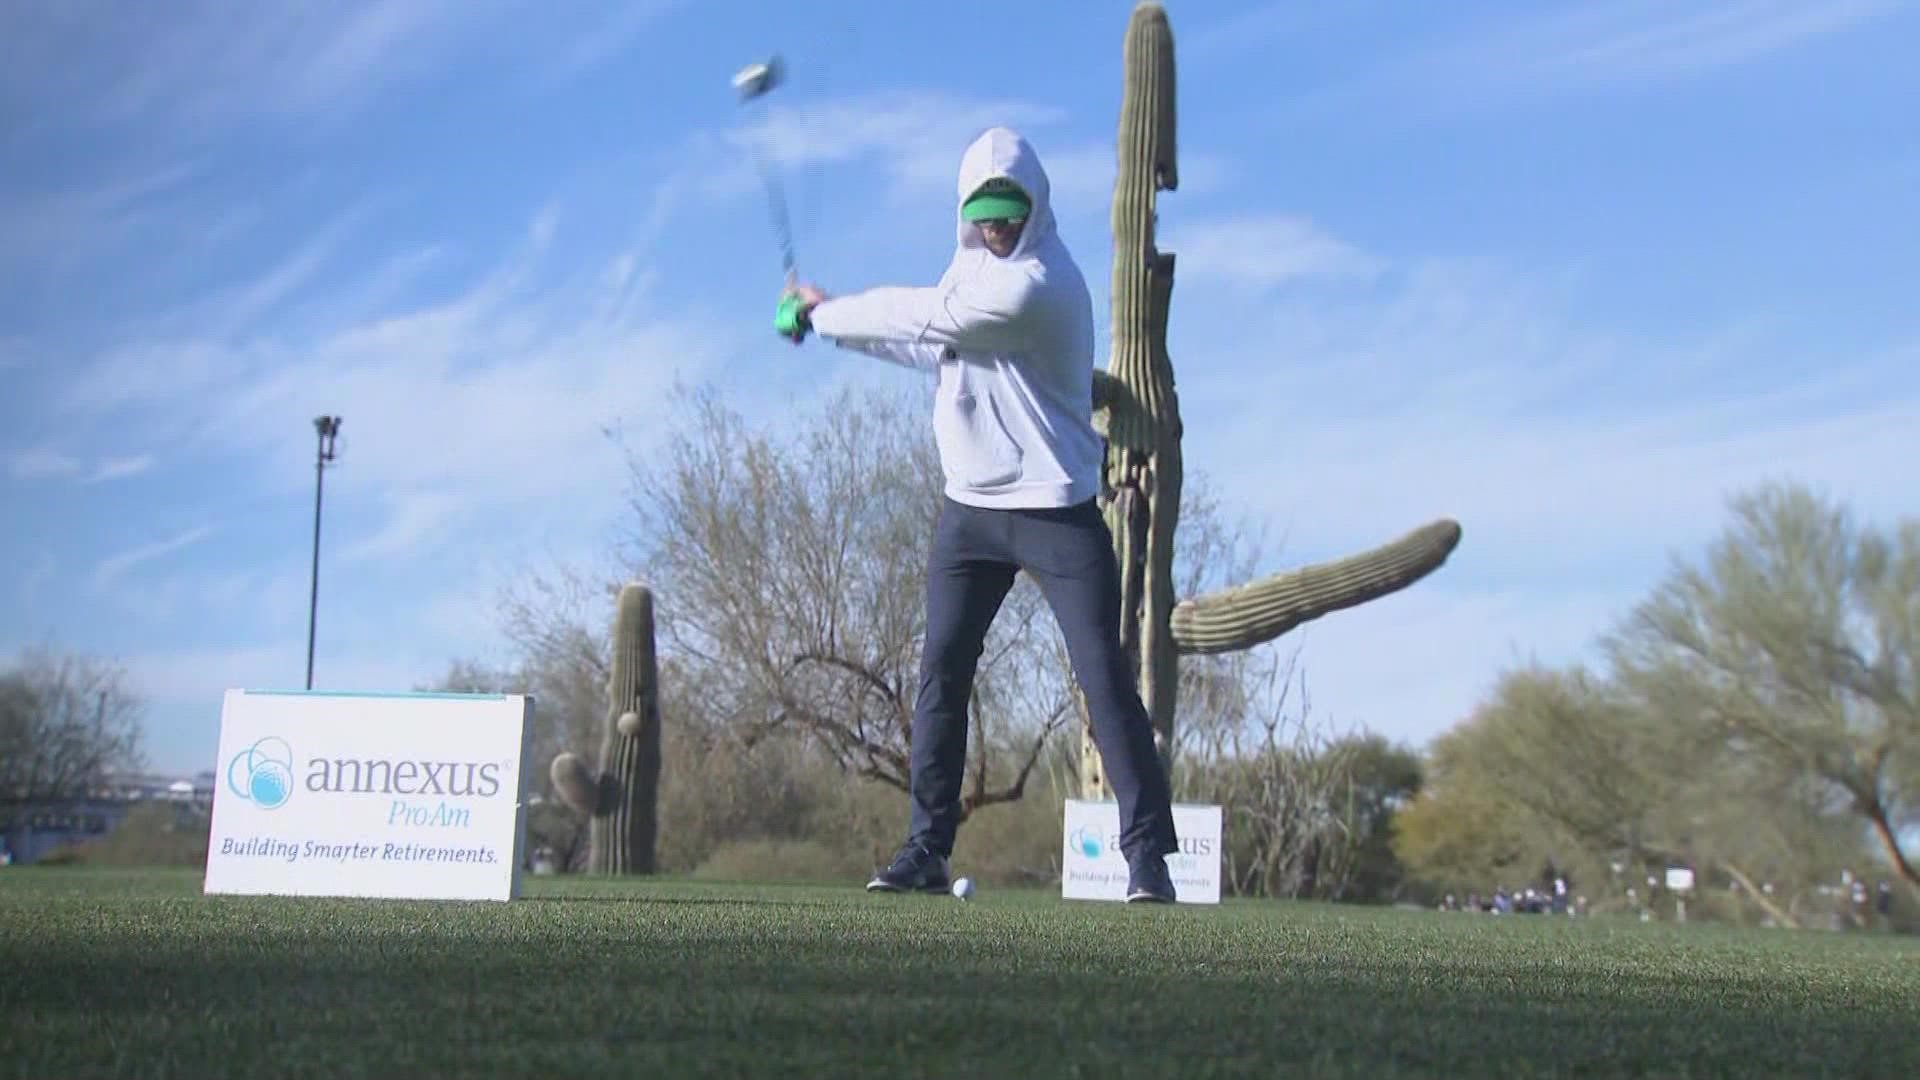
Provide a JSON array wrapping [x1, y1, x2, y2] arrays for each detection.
[[732, 55, 783, 102]]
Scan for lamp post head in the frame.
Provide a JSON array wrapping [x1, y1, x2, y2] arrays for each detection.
[[313, 415, 342, 462]]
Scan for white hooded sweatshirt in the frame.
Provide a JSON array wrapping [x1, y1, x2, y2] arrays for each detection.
[[808, 127, 1103, 510]]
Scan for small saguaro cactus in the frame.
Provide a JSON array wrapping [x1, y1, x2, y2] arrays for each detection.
[[549, 582, 663, 874], [1082, 2, 1463, 797]]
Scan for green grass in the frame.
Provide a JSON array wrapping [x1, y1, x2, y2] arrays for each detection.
[[3, 868, 1915, 1078]]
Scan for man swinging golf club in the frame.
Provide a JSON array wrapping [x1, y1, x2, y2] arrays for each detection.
[[775, 127, 1179, 903]]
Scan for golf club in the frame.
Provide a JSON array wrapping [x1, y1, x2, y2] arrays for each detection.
[[733, 56, 796, 287]]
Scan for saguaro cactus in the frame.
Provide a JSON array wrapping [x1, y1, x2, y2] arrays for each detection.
[[1082, 2, 1463, 798], [549, 582, 663, 873]]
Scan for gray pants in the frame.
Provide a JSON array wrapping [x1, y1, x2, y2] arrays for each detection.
[[906, 496, 1177, 862]]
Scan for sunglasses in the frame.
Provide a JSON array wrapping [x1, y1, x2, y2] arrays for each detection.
[[974, 217, 1027, 229]]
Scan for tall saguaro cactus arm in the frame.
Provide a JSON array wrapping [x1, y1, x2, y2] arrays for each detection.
[[1083, 1, 1184, 799], [548, 582, 663, 874], [1078, 3, 1463, 801], [1170, 521, 1463, 655]]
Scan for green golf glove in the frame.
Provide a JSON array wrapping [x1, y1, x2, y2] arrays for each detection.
[[774, 294, 811, 343]]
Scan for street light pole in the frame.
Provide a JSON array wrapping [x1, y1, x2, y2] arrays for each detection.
[[306, 415, 341, 690]]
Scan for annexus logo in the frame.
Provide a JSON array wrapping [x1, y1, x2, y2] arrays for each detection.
[[304, 757, 502, 797], [228, 737, 296, 810], [226, 735, 506, 808], [1070, 824, 1103, 858]]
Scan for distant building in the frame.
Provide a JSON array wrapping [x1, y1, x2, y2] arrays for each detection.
[[1, 770, 214, 865]]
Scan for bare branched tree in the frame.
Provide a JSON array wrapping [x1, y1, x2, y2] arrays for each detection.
[[1166, 474, 1268, 768], [1174, 647, 1364, 898], [615, 382, 1073, 818], [0, 647, 145, 800], [496, 560, 625, 770], [1152, 476, 1431, 902]]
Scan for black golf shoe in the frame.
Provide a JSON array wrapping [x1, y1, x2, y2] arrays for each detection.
[[1126, 852, 1177, 904], [865, 840, 951, 894]]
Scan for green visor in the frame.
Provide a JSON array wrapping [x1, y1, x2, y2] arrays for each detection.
[[962, 188, 1031, 222]]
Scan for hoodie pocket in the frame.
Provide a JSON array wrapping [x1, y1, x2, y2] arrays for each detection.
[[934, 378, 1023, 489]]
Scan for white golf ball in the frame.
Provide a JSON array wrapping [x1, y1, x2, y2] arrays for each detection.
[[952, 876, 975, 900]]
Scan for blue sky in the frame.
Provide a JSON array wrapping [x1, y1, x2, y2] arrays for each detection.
[[3, 0, 1916, 776]]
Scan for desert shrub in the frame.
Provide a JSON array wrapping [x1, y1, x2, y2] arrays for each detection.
[[39, 803, 210, 867]]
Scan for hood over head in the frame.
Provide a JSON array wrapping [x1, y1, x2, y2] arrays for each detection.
[[953, 127, 1055, 261]]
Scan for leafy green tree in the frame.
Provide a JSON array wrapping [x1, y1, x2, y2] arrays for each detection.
[[1392, 659, 1858, 924], [1605, 482, 1919, 901], [1313, 734, 1422, 902], [1390, 677, 1604, 904]]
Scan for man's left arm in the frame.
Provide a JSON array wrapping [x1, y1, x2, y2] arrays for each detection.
[[807, 274, 1037, 355], [831, 335, 946, 373]]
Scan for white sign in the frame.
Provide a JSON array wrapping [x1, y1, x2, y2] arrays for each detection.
[[204, 689, 533, 902], [1061, 799, 1222, 904], [1665, 866, 1696, 892]]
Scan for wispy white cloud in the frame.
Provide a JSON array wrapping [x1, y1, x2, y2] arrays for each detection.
[[1032, 142, 1235, 216], [1282, 0, 1904, 120], [338, 491, 464, 564], [6, 448, 155, 484], [102, 565, 313, 642], [281, 0, 470, 114], [85, 455, 155, 484], [6, 448, 82, 481], [1175, 0, 1374, 63], [201, 200, 386, 339], [0, 0, 468, 132], [415, 585, 518, 647], [544, 0, 687, 80], [125, 640, 460, 770], [1498, 0, 1900, 86], [0, 161, 203, 277], [1165, 214, 1386, 288], [1234, 583, 1629, 745], [730, 92, 1070, 196], [125, 630, 518, 764], [0, 0, 684, 142], [1189, 259, 1918, 562], [706, 91, 1236, 254], [119, 643, 298, 706], [62, 202, 730, 568], [1184, 2, 1328, 61], [65, 340, 250, 415], [91, 525, 215, 589], [1156, 220, 1919, 743]]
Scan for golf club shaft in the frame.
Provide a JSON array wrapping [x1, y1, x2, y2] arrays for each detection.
[[751, 143, 796, 285]]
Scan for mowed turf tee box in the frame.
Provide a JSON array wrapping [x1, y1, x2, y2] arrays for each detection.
[[205, 689, 533, 901]]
